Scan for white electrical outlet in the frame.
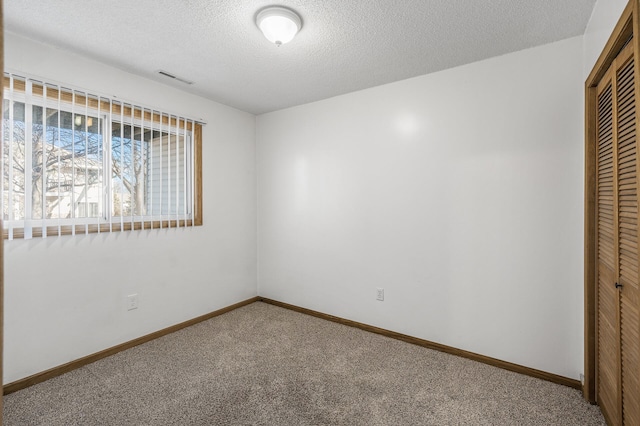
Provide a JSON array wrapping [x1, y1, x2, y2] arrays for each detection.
[[376, 288, 384, 301], [127, 294, 139, 311]]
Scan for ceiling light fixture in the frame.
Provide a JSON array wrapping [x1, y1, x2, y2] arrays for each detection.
[[256, 6, 302, 46]]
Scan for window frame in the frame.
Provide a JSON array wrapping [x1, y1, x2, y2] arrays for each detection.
[[2, 73, 203, 239]]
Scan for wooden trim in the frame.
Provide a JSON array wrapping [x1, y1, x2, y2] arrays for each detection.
[[4, 296, 581, 398], [259, 298, 582, 390], [586, 0, 634, 87], [584, 82, 597, 402], [194, 123, 203, 226], [3, 296, 259, 395], [584, 0, 638, 405]]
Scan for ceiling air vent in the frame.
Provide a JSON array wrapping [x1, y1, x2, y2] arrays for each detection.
[[157, 70, 194, 85]]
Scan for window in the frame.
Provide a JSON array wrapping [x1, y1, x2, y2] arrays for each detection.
[[1, 73, 203, 239]]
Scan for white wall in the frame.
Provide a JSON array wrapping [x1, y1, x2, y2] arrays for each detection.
[[583, 0, 628, 78], [257, 36, 585, 379], [4, 33, 257, 384], [6, 6, 612, 384]]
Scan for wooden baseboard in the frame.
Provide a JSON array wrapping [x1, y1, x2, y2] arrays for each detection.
[[5, 295, 581, 395], [259, 297, 582, 390], [3, 296, 260, 395]]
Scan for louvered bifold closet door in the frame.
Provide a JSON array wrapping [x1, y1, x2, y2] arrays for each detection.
[[597, 63, 620, 426], [616, 43, 640, 426], [596, 39, 640, 426]]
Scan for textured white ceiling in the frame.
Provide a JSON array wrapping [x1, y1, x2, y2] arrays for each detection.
[[5, 0, 596, 115]]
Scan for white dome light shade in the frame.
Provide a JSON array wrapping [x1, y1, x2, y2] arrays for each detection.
[[256, 7, 302, 46]]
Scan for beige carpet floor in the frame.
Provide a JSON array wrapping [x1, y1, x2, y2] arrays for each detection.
[[4, 302, 605, 425]]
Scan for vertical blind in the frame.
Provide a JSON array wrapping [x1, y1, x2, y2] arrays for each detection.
[[1, 72, 200, 240]]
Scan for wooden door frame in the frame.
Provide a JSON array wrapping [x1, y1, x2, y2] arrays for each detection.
[[584, 0, 638, 404]]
